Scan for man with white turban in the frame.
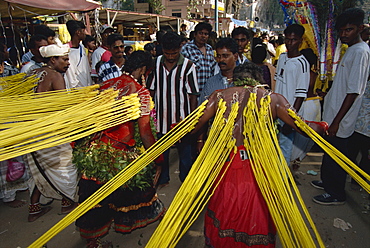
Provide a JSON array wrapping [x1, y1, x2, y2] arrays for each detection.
[[26, 43, 78, 222]]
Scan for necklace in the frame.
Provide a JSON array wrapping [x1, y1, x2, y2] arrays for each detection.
[[43, 65, 57, 72]]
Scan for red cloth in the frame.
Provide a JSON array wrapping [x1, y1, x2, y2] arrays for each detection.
[[205, 145, 276, 248]]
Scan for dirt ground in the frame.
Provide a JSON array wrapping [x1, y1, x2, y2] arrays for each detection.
[[0, 149, 369, 248]]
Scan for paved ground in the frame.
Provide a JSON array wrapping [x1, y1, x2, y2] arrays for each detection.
[[0, 149, 369, 248]]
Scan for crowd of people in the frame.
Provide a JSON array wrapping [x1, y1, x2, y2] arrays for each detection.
[[0, 7, 369, 248]]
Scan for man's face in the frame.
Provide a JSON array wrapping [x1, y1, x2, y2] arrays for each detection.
[[47, 36, 55, 45], [150, 47, 156, 57], [284, 33, 302, 52], [339, 24, 362, 46], [102, 29, 114, 44], [163, 48, 180, 63], [361, 28, 370, 42], [110, 40, 124, 59], [53, 55, 70, 73], [32, 39, 48, 58], [233, 34, 249, 54], [194, 29, 209, 46], [77, 28, 86, 41], [215, 47, 237, 72]]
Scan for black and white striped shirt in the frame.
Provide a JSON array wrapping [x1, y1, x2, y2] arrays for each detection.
[[147, 54, 199, 134]]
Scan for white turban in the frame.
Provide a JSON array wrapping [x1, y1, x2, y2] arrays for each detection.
[[39, 44, 70, 58]]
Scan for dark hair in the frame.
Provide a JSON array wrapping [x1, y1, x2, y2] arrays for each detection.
[[215, 38, 238, 54], [0, 42, 5, 53], [0, 51, 4, 64], [251, 45, 267, 64], [180, 35, 188, 44], [162, 32, 182, 50], [28, 34, 48, 49], [123, 50, 152, 73], [156, 30, 166, 44], [195, 22, 212, 34], [335, 8, 365, 30], [144, 42, 155, 52], [124, 45, 133, 54], [34, 25, 55, 38], [66, 20, 86, 36], [107, 33, 124, 47], [300, 48, 317, 67], [181, 24, 187, 28], [233, 61, 264, 83], [189, 31, 195, 41], [231, 27, 250, 39], [284, 24, 305, 37], [277, 35, 284, 45], [83, 35, 95, 47]]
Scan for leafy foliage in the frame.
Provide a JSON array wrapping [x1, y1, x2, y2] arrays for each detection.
[[73, 133, 155, 191], [148, 0, 165, 14]]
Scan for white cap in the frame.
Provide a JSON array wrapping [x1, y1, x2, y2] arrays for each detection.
[[39, 44, 70, 58]]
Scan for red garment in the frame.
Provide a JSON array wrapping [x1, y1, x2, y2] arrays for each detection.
[[205, 145, 276, 248]]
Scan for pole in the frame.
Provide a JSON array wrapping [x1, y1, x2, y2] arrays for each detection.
[[215, 0, 218, 33]]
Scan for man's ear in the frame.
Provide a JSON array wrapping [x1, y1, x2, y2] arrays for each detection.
[[233, 52, 238, 61], [358, 24, 364, 33]]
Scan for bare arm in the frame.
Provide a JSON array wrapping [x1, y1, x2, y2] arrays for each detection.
[[138, 115, 156, 149], [189, 94, 198, 112], [327, 93, 358, 137], [52, 73, 66, 91]]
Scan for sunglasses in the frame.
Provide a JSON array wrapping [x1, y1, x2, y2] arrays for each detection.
[[113, 45, 125, 49]]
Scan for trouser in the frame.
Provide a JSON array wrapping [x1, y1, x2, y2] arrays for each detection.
[[321, 136, 349, 201], [348, 132, 370, 184], [157, 133, 193, 184]]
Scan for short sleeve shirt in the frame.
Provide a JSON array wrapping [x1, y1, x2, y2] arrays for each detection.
[[323, 41, 370, 138], [181, 40, 216, 92], [274, 53, 310, 106]]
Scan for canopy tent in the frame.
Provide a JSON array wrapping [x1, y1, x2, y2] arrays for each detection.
[[0, 0, 101, 19], [98, 8, 181, 30]]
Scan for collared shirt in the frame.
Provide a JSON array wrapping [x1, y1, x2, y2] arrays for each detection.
[[236, 54, 248, 66], [20, 58, 44, 74], [147, 54, 199, 134], [0, 62, 19, 77], [98, 58, 124, 82], [21, 51, 33, 64], [181, 40, 216, 92], [199, 72, 233, 103]]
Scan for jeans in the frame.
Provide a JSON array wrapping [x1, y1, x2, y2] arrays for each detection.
[[277, 119, 295, 166], [156, 133, 194, 184]]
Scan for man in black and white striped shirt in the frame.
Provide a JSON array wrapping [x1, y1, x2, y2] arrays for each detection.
[[147, 31, 199, 186], [98, 34, 125, 82]]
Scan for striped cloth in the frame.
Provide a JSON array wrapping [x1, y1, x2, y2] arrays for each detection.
[[26, 143, 78, 200], [147, 54, 199, 134], [98, 59, 123, 82], [181, 40, 216, 92]]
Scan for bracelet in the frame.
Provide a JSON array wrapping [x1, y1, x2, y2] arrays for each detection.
[[197, 140, 204, 143]]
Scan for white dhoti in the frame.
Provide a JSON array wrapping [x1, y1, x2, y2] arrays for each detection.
[[26, 143, 78, 200], [291, 97, 321, 162]]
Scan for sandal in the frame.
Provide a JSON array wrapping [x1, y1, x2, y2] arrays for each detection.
[[28, 203, 52, 222], [86, 238, 113, 248]]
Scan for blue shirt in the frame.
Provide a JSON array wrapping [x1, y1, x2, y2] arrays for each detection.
[[199, 72, 234, 103]]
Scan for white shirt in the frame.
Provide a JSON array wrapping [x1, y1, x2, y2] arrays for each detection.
[[323, 41, 370, 138], [64, 44, 93, 89], [91, 46, 108, 77], [274, 53, 310, 106]]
